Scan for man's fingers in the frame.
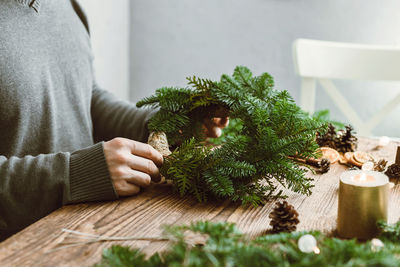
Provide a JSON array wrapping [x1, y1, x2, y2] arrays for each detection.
[[205, 117, 229, 128], [212, 127, 222, 138], [214, 117, 229, 128], [125, 170, 152, 187], [105, 137, 164, 197], [204, 117, 228, 138], [114, 180, 141, 197], [127, 140, 163, 166], [205, 126, 222, 138], [128, 154, 160, 181]]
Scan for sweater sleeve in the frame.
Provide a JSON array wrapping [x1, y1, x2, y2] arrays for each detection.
[[91, 83, 157, 143], [71, 1, 156, 142], [0, 142, 117, 240]]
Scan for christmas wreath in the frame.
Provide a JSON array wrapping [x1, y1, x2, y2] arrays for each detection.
[[136, 66, 327, 205]]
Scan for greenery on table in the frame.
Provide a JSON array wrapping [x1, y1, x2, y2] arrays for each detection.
[[137, 66, 327, 205], [96, 220, 400, 267], [311, 109, 345, 130]]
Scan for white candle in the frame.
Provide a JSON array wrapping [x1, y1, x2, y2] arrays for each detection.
[[337, 170, 389, 239], [352, 172, 375, 183], [341, 170, 386, 187]]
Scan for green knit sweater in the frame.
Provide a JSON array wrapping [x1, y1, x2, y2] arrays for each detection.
[[0, 0, 154, 240]]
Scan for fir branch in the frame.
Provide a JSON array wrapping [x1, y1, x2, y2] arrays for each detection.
[[378, 220, 400, 242], [96, 220, 400, 267], [162, 138, 212, 201], [186, 76, 215, 93]]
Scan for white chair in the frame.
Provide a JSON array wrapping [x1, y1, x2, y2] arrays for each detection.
[[293, 38, 400, 136]]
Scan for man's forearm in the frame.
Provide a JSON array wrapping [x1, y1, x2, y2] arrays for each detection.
[[0, 143, 117, 241]]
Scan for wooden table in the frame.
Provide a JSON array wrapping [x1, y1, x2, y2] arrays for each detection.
[[1, 137, 400, 266]]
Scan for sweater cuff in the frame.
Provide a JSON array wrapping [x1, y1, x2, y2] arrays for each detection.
[[68, 142, 118, 203]]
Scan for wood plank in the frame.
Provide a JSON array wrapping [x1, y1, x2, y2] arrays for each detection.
[[0, 137, 399, 266]]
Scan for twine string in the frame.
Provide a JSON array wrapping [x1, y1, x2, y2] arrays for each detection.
[[46, 228, 169, 254]]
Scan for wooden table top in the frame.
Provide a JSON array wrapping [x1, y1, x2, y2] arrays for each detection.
[[1, 137, 400, 266]]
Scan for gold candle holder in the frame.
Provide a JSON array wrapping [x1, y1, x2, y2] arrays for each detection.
[[337, 170, 389, 240]]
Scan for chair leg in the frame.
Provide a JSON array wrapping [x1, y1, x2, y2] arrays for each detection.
[[319, 79, 370, 136], [300, 78, 316, 114], [364, 93, 400, 134]]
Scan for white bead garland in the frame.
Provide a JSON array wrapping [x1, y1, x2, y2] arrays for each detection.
[[298, 234, 320, 254]]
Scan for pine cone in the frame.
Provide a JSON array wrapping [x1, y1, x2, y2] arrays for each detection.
[[385, 163, 400, 179], [304, 158, 330, 173], [316, 158, 330, 174], [374, 159, 388, 172], [269, 201, 299, 233], [336, 125, 357, 153], [316, 124, 357, 153], [316, 124, 337, 149]]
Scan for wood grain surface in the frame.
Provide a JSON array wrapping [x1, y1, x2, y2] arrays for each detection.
[[1, 137, 399, 266]]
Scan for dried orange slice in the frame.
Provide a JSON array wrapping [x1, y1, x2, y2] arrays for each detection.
[[354, 151, 374, 164], [339, 154, 348, 164], [349, 155, 362, 167], [319, 147, 340, 164], [344, 152, 353, 162]]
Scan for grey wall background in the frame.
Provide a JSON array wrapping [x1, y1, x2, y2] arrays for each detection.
[[80, 0, 130, 100], [129, 0, 400, 137]]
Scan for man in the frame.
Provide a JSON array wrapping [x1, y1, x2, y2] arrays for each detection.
[[0, 0, 228, 241]]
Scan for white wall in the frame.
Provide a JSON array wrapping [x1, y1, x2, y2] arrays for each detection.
[[79, 0, 400, 137], [129, 0, 400, 137], [78, 0, 130, 100]]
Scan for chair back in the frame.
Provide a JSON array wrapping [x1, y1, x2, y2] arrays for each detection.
[[293, 38, 400, 136], [294, 39, 400, 81]]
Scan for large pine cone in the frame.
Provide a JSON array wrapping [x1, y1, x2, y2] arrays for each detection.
[[336, 125, 357, 153], [385, 163, 400, 179], [269, 201, 299, 233], [317, 124, 357, 153], [316, 124, 337, 148]]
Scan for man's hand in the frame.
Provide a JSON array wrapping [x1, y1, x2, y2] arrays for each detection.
[[203, 107, 230, 138], [103, 137, 163, 197], [203, 117, 229, 138]]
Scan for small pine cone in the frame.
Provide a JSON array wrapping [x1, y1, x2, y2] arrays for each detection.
[[385, 163, 400, 179], [269, 201, 299, 233], [317, 158, 330, 174], [374, 159, 388, 172]]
